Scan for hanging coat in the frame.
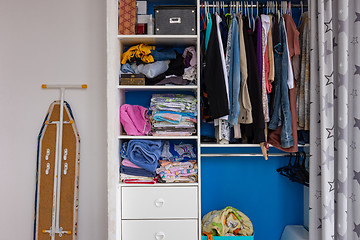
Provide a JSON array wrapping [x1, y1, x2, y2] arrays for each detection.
[[203, 14, 229, 119]]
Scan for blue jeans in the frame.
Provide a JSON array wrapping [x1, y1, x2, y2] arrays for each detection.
[[268, 18, 293, 148], [151, 49, 176, 61], [228, 17, 241, 126]]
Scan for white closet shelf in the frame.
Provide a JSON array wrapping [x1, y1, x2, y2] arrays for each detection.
[[118, 35, 197, 45], [118, 135, 198, 140], [201, 143, 310, 148], [119, 182, 199, 187], [118, 85, 197, 91]]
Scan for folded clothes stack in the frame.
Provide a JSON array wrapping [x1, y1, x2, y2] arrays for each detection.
[[120, 140, 198, 183], [120, 140, 163, 182], [120, 44, 197, 85], [156, 161, 198, 183], [150, 94, 197, 136], [157, 141, 198, 183]]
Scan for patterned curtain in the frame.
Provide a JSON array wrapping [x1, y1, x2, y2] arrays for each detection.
[[309, 0, 360, 239]]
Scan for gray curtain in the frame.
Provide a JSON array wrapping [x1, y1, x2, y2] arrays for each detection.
[[309, 0, 360, 239]]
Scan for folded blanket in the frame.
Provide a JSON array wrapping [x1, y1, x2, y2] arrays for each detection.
[[127, 140, 163, 172]]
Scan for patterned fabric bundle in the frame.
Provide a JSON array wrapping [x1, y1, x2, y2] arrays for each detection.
[[156, 161, 197, 183], [160, 141, 197, 162], [202, 206, 254, 238]]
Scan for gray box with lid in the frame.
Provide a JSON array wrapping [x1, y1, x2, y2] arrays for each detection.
[[154, 6, 196, 35]]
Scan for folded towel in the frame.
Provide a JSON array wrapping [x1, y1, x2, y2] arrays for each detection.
[[120, 104, 151, 136], [127, 140, 163, 172]]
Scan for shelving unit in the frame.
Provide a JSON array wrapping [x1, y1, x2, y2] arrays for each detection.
[[107, 0, 201, 240], [108, 1, 309, 239]]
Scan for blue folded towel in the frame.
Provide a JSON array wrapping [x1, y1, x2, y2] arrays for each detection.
[[127, 140, 164, 172]]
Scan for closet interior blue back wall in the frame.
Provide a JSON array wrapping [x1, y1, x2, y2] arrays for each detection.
[[201, 147, 305, 240]]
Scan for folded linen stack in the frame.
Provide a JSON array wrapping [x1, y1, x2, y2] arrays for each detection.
[[120, 140, 163, 182], [150, 94, 197, 136], [157, 141, 198, 183]]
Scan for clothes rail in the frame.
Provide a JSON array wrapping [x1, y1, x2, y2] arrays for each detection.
[[201, 153, 309, 157], [202, 4, 307, 8]]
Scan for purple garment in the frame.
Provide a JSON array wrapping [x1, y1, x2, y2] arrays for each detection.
[[256, 18, 263, 89]]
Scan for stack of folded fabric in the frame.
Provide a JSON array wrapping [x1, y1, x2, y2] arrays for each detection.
[[150, 94, 197, 136], [120, 140, 163, 182], [156, 141, 198, 183]]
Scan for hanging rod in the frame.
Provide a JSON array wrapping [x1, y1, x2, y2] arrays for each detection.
[[201, 153, 309, 157], [202, 4, 307, 8]]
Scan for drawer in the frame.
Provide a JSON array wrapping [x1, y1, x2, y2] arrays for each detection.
[[122, 187, 198, 219], [122, 219, 198, 240]]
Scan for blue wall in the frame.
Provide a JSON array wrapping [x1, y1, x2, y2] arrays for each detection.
[[201, 147, 304, 240]]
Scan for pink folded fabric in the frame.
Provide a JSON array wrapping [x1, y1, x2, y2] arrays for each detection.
[[122, 159, 142, 169], [120, 104, 151, 136]]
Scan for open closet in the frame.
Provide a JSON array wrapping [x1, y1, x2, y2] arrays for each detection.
[[106, 0, 311, 239]]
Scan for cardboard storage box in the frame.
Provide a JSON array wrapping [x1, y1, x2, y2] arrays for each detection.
[[120, 74, 145, 85]]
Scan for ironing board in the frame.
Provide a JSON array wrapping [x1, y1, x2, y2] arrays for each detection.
[[34, 100, 80, 240]]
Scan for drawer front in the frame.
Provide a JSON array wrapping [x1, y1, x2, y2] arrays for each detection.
[[122, 187, 198, 219], [122, 219, 198, 240]]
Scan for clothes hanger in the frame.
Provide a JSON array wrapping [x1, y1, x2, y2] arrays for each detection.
[[288, 1, 292, 16], [282, 152, 309, 186], [297, 1, 304, 26], [250, 1, 255, 29], [201, 3, 207, 28], [204, 1, 208, 20], [256, 1, 259, 18], [246, 2, 251, 28]]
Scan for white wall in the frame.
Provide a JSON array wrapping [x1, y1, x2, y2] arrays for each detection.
[[0, 0, 107, 239]]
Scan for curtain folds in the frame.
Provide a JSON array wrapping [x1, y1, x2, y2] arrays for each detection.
[[309, 0, 360, 239]]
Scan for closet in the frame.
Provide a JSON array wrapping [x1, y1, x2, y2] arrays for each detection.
[[106, 1, 309, 240]]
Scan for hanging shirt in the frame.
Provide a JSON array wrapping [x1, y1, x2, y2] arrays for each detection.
[[261, 15, 271, 122], [237, 14, 253, 125], [205, 13, 212, 53], [228, 16, 241, 126], [203, 14, 229, 119], [281, 17, 295, 89], [242, 16, 265, 144], [267, 16, 275, 85], [297, 12, 310, 130], [215, 13, 230, 122]]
